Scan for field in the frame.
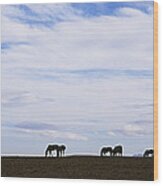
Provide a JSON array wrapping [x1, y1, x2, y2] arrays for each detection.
[[1, 156, 154, 180]]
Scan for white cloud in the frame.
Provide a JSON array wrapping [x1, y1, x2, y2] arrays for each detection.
[[13, 128, 88, 141], [2, 5, 153, 70], [123, 124, 146, 135], [116, 7, 149, 17]]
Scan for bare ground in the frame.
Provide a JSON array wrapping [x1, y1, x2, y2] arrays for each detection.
[[1, 156, 154, 181]]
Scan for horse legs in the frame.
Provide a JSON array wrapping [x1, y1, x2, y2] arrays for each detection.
[[47, 150, 50, 157], [49, 150, 52, 157], [56, 149, 59, 158]]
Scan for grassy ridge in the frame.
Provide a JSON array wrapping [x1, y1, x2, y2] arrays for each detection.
[[1, 156, 154, 180]]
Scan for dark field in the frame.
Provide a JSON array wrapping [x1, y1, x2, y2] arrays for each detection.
[[1, 156, 154, 180]]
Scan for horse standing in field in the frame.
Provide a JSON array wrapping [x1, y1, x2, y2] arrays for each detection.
[[100, 147, 112, 157], [112, 145, 123, 156], [143, 149, 154, 157], [59, 145, 66, 157], [45, 144, 59, 157]]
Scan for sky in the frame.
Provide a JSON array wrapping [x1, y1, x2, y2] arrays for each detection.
[[1, 1, 154, 156]]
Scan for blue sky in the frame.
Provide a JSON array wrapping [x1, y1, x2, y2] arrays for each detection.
[[1, 1, 154, 156]]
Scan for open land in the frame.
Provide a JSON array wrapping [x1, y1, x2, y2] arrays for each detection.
[[1, 156, 154, 181]]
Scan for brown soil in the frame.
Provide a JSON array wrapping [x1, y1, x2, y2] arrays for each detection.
[[1, 156, 154, 181]]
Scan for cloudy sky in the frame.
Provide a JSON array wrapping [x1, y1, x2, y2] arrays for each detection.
[[1, 1, 154, 156]]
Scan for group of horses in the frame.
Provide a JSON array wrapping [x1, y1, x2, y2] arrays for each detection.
[[100, 145, 122, 157], [45, 144, 66, 157], [143, 149, 154, 157], [100, 145, 154, 157], [45, 144, 154, 158]]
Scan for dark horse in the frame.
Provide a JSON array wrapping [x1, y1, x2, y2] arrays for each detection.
[[58, 145, 66, 157], [143, 149, 154, 157], [100, 147, 112, 157], [45, 144, 59, 157], [112, 145, 123, 156]]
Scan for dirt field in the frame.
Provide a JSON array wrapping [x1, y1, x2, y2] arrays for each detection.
[[1, 156, 154, 180]]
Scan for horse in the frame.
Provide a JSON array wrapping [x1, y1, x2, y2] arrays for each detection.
[[143, 149, 154, 157], [45, 144, 59, 157], [100, 147, 112, 157], [57, 145, 66, 157], [112, 145, 123, 156]]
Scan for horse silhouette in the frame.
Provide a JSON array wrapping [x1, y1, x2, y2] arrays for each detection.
[[143, 149, 154, 157], [45, 144, 66, 157], [58, 145, 66, 157], [100, 147, 112, 157], [112, 145, 123, 156], [45, 144, 59, 157]]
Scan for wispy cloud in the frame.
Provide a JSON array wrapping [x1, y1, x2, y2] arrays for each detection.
[[2, 91, 56, 107], [1, 41, 30, 51], [108, 124, 152, 137], [2, 2, 153, 29], [2, 4, 83, 28], [71, 1, 153, 17], [3, 122, 88, 141]]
